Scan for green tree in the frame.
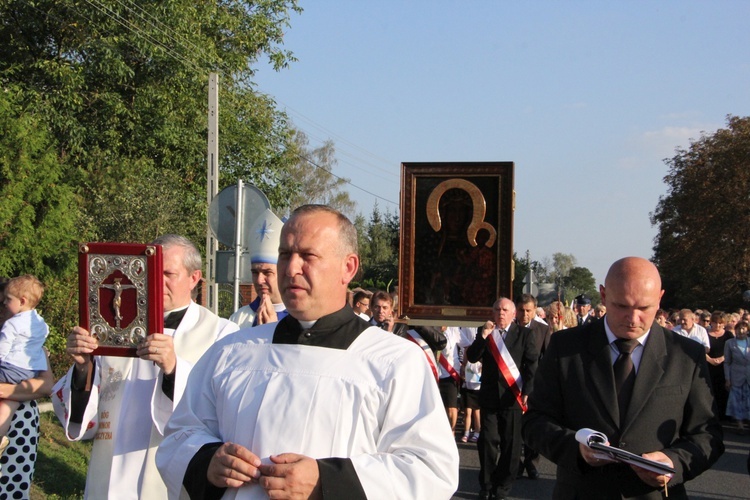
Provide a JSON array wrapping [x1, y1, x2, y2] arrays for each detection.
[[512, 253, 529, 300], [0, 86, 81, 370], [278, 130, 356, 218], [513, 251, 550, 300], [356, 204, 399, 291], [0, 87, 79, 279], [0, 0, 302, 245], [562, 266, 599, 303], [549, 252, 577, 284], [0, 0, 302, 371], [651, 115, 750, 309], [85, 162, 199, 242]]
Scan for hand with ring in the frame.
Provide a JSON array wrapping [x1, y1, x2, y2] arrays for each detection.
[[137, 334, 176, 375]]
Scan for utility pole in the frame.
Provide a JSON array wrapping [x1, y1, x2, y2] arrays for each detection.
[[206, 73, 219, 313]]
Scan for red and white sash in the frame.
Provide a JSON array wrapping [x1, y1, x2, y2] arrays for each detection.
[[487, 328, 527, 412], [406, 329, 439, 382], [438, 352, 461, 382]]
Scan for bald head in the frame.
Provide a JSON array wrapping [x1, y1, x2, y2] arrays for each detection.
[[492, 297, 516, 330], [600, 257, 664, 339], [604, 257, 661, 291]]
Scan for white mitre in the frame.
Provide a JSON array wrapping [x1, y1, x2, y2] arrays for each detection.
[[249, 208, 284, 265]]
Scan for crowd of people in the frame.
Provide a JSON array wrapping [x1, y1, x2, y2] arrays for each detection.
[[350, 265, 733, 499], [0, 204, 739, 498]]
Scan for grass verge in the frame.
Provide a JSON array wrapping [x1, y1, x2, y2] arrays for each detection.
[[31, 411, 90, 499]]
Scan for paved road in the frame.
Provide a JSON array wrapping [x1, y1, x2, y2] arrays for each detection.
[[453, 423, 750, 499], [39, 403, 749, 498]]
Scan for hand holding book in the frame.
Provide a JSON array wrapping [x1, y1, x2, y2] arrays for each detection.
[[575, 428, 676, 475]]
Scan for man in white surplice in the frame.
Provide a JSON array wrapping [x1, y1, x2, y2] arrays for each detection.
[[156, 205, 459, 499], [52, 234, 238, 499]]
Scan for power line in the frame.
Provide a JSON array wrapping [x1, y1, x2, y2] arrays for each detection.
[[297, 153, 397, 207], [20, 0, 399, 208], [82, 0, 203, 73]]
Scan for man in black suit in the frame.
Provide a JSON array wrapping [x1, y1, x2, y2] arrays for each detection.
[[369, 290, 409, 335], [467, 297, 539, 500], [515, 293, 551, 480], [522, 257, 724, 499]]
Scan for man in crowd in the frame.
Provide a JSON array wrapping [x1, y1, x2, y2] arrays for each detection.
[[522, 257, 724, 498], [575, 294, 595, 326], [229, 209, 288, 328], [534, 307, 548, 325], [370, 289, 447, 369], [351, 290, 371, 321], [674, 308, 710, 353], [515, 293, 550, 480], [156, 205, 459, 499], [369, 290, 407, 335], [467, 297, 539, 500], [53, 234, 239, 499]]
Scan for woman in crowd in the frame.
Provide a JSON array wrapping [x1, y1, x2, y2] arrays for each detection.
[[0, 278, 54, 498], [707, 312, 733, 419], [546, 301, 567, 333], [593, 304, 606, 319], [727, 312, 740, 336], [725, 321, 750, 433], [655, 309, 673, 329]]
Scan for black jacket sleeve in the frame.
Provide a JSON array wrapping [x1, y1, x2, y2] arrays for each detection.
[[183, 442, 226, 500], [69, 360, 95, 424], [317, 458, 367, 499], [466, 328, 486, 363]]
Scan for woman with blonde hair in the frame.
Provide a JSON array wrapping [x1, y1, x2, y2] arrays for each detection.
[[547, 301, 578, 332], [593, 304, 606, 319]]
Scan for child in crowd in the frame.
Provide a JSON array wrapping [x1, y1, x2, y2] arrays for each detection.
[[0, 275, 49, 453], [460, 358, 482, 443]]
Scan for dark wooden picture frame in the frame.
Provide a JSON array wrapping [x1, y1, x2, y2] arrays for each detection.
[[398, 162, 514, 323], [79, 242, 164, 357]]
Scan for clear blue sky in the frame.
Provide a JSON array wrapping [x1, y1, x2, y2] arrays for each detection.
[[254, 1, 750, 286]]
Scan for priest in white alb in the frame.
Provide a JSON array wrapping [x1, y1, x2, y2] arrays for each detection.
[[52, 234, 238, 499], [156, 205, 459, 499]]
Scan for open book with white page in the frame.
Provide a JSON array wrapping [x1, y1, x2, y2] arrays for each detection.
[[575, 428, 676, 475]]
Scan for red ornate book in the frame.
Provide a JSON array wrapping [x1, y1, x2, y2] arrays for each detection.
[[78, 242, 164, 357]]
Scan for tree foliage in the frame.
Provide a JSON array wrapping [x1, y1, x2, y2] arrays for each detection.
[[278, 130, 356, 218], [0, 86, 79, 279], [0, 0, 301, 244], [562, 266, 598, 302], [549, 252, 577, 284], [0, 0, 302, 373], [512, 253, 529, 300], [353, 204, 399, 291], [514, 251, 598, 304], [651, 115, 750, 309]]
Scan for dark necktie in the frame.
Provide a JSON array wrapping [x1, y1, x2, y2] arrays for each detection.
[[164, 309, 187, 330], [613, 338, 639, 423]]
